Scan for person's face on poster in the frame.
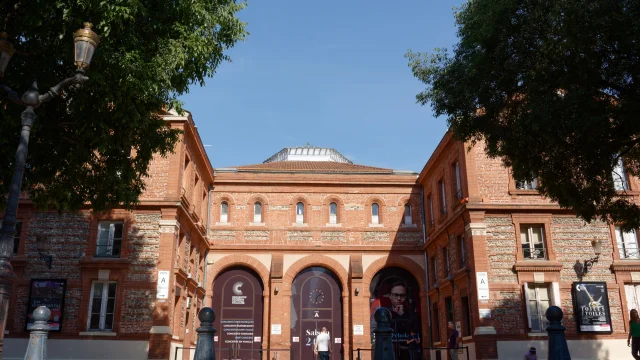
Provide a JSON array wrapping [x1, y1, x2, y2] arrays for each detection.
[[389, 284, 407, 315]]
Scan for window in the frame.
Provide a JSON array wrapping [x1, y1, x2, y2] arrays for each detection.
[[521, 225, 546, 260], [329, 202, 338, 224], [432, 302, 440, 342], [442, 247, 450, 277], [524, 283, 550, 332], [516, 178, 538, 190], [88, 282, 117, 331], [625, 285, 640, 319], [427, 195, 434, 226], [461, 296, 471, 336], [371, 203, 379, 224], [0, 220, 22, 255], [453, 162, 462, 199], [96, 222, 123, 258], [254, 202, 262, 223], [458, 235, 466, 269], [296, 202, 304, 224], [439, 180, 447, 214], [616, 226, 639, 259], [429, 256, 436, 287], [403, 204, 412, 225], [220, 202, 229, 223], [613, 157, 629, 191], [445, 296, 453, 323]]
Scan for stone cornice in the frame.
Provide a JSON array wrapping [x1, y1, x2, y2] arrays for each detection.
[[513, 260, 563, 272], [611, 260, 640, 272]]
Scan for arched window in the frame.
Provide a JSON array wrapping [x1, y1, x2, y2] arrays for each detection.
[[371, 203, 380, 224], [296, 202, 304, 224], [220, 202, 229, 223], [404, 204, 412, 225], [254, 202, 262, 223], [329, 202, 338, 224]]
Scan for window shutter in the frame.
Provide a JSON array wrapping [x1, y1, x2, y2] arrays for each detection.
[[551, 282, 561, 308], [524, 283, 532, 328], [107, 223, 115, 256]]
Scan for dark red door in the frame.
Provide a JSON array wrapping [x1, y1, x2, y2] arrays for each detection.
[[290, 267, 343, 360], [212, 267, 264, 360]]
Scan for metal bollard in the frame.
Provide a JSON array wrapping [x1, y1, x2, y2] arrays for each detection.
[[193, 307, 217, 360], [373, 307, 395, 360], [546, 306, 571, 360], [23, 306, 51, 360]]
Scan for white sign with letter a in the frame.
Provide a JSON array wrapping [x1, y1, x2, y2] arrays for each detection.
[[157, 270, 170, 299], [476, 272, 489, 300]]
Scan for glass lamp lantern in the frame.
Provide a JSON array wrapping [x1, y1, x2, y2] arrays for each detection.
[[73, 22, 101, 69], [0, 32, 14, 77]]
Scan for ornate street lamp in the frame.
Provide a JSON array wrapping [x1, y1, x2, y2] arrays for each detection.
[[0, 23, 100, 355]]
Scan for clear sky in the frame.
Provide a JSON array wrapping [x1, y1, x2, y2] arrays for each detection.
[[179, 0, 467, 172]]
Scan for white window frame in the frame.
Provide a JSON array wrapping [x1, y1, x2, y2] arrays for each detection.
[[96, 221, 123, 258], [616, 226, 639, 259], [220, 202, 229, 223], [625, 284, 640, 318], [296, 202, 305, 224], [87, 281, 117, 331], [329, 202, 338, 224], [404, 204, 412, 225], [516, 178, 538, 190], [454, 162, 462, 199], [521, 225, 547, 260], [613, 157, 629, 191], [253, 202, 262, 223], [524, 283, 560, 333], [371, 203, 380, 224], [439, 181, 447, 214]]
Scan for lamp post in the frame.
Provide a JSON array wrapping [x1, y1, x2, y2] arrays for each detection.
[[0, 23, 99, 355]]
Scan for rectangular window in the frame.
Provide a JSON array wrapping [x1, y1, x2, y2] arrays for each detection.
[[443, 247, 450, 277], [371, 204, 379, 225], [521, 225, 546, 260], [0, 220, 22, 255], [458, 235, 466, 269], [445, 296, 454, 323], [427, 195, 434, 226], [429, 256, 436, 287], [254, 203, 262, 223], [625, 284, 640, 318], [613, 157, 629, 191], [516, 178, 538, 190], [432, 302, 440, 342], [453, 162, 462, 199], [88, 282, 117, 331], [439, 180, 447, 214], [461, 296, 471, 336], [296, 203, 304, 224], [524, 283, 550, 332], [95, 222, 123, 258], [616, 226, 639, 259]]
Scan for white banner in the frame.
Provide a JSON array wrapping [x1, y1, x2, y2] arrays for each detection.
[[476, 272, 489, 300], [157, 271, 170, 299]]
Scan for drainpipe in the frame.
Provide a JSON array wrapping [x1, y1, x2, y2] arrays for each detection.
[[420, 187, 433, 348], [203, 183, 213, 305]]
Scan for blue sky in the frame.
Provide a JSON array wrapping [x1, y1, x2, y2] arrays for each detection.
[[179, 0, 467, 172]]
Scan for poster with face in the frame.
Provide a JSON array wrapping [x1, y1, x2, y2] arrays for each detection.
[[573, 282, 612, 333], [26, 279, 66, 331], [370, 267, 422, 360]]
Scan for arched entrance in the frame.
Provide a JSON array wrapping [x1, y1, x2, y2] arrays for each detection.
[[369, 267, 422, 360], [212, 267, 264, 360], [290, 267, 343, 360]]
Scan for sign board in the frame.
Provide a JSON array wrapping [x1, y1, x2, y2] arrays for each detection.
[[271, 324, 282, 335], [573, 282, 612, 333], [292, 337, 299, 343], [476, 272, 489, 300], [479, 309, 491, 319], [335, 338, 341, 344], [156, 271, 170, 299], [353, 324, 364, 336], [26, 279, 66, 331]]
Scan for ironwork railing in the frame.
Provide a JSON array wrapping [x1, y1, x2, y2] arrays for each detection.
[[523, 247, 546, 260], [620, 248, 640, 259], [94, 243, 121, 258], [351, 346, 470, 360]]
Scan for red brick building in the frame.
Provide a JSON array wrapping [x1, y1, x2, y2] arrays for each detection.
[[2, 111, 640, 360]]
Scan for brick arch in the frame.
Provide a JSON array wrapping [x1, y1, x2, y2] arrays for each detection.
[[362, 255, 427, 293], [365, 196, 386, 224], [283, 254, 349, 292], [397, 194, 420, 226], [246, 194, 269, 223], [322, 195, 344, 224], [289, 194, 311, 224], [209, 254, 270, 290]]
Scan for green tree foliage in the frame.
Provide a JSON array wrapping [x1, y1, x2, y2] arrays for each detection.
[[407, 0, 640, 230], [0, 0, 247, 211]]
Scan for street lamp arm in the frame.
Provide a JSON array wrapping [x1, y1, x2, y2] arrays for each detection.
[[0, 83, 22, 105], [38, 70, 89, 104]]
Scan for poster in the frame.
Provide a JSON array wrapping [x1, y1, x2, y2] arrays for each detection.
[[369, 267, 421, 360], [573, 282, 612, 333], [476, 272, 489, 300], [271, 324, 281, 335], [26, 279, 66, 331], [353, 324, 364, 335], [156, 270, 170, 299]]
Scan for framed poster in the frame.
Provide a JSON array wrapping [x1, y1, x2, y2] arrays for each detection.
[[573, 282, 612, 333], [25, 279, 66, 331]]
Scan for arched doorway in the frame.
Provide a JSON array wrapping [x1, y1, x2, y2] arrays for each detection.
[[290, 267, 343, 360], [369, 267, 422, 360], [212, 267, 264, 360]]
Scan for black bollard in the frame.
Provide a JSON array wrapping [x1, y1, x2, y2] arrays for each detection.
[[546, 306, 571, 360], [194, 307, 217, 360], [373, 307, 395, 360]]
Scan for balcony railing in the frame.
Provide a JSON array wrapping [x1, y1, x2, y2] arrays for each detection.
[[523, 247, 546, 260], [95, 243, 121, 258], [620, 248, 640, 259]]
